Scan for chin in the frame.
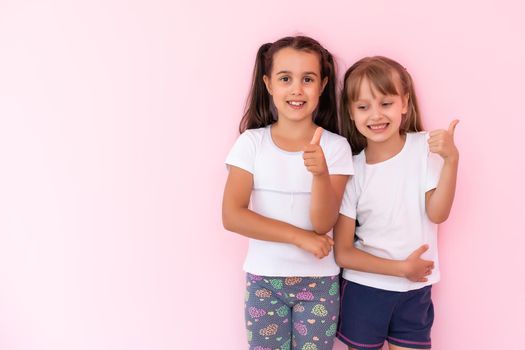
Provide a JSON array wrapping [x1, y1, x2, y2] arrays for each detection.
[[283, 113, 314, 123]]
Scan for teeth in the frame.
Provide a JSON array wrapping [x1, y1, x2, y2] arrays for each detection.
[[288, 101, 304, 106], [369, 124, 387, 130]]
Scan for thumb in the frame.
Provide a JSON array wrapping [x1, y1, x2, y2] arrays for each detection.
[[310, 127, 323, 145], [410, 244, 429, 258], [448, 119, 459, 135]]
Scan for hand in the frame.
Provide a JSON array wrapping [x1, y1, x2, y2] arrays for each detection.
[[303, 127, 328, 176], [428, 120, 459, 162], [401, 245, 435, 282], [294, 230, 334, 259]]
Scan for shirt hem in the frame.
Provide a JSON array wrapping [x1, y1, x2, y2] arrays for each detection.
[[244, 267, 341, 277], [341, 274, 440, 292]]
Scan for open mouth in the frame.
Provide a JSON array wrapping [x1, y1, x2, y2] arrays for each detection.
[[287, 101, 306, 108], [367, 123, 389, 131]]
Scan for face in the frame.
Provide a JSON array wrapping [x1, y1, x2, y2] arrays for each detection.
[[263, 47, 327, 123], [349, 77, 408, 145]]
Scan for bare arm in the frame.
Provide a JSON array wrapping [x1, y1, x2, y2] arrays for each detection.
[[222, 166, 334, 258], [426, 120, 460, 223], [303, 128, 349, 234], [309, 174, 349, 234], [333, 214, 434, 282]]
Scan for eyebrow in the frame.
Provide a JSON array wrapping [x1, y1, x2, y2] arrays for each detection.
[[275, 70, 319, 77]]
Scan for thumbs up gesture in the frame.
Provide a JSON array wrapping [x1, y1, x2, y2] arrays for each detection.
[[303, 127, 328, 176], [428, 120, 459, 162]]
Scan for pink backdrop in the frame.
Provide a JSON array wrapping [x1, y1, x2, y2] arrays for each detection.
[[0, 0, 523, 349]]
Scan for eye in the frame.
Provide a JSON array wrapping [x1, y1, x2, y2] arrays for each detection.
[[356, 105, 368, 110], [382, 102, 393, 107], [279, 76, 290, 83], [303, 76, 314, 83]]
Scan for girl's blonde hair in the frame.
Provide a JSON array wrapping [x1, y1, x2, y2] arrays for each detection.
[[340, 56, 423, 154]]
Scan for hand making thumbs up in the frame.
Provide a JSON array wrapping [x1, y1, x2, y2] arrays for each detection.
[[303, 127, 328, 176], [428, 120, 459, 162]]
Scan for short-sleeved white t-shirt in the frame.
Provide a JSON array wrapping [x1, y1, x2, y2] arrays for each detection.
[[340, 132, 444, 291], [226, 125, 354, 277]]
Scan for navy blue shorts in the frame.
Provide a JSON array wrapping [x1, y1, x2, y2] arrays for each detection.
[[337, 280, 434, 349]]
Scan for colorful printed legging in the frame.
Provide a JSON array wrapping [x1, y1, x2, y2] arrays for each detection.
[[245, 273, 339, 350]]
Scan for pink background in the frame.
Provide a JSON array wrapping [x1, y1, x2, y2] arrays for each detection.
[[0, 0, 523, 349]]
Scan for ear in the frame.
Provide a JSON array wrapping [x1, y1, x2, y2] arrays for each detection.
[[263, 75, 272, 95], [320, 77, 328, 95]]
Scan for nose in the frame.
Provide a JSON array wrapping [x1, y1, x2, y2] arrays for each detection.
[[290, 80, 303, 95], [369, 105, 383, 120]]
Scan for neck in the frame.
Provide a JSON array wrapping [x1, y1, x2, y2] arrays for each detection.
[[365, 132, 406, 164], [272, 117, 316, 140]]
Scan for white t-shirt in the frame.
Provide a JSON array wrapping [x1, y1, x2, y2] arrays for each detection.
[[340, 132, 444, 292], [226, 125, 354, 277]]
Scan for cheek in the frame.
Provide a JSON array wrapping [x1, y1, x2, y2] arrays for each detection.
[[316, 83, 324, 95], [308, 83, 323, 96], [353, 123, 369, 135], [351, 110, 366, 123], [352, 114, 368, 130], [393, 107, 406, 120], [305, 89, 322, 107], [271, 88, 287, 101]]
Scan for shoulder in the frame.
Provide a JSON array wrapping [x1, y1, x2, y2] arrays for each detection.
[[241, 126, 267, 140], [406, 131, 430, 153], [320, 129, 350, 151], [236, 126, 268, 147], [407, 131, 429, 143], [352, 150, 366, 166], [320, 128, 347, 144], [226, 127, 270, 171], [227, 126, 268, 158], [350, 150, 366, 175]]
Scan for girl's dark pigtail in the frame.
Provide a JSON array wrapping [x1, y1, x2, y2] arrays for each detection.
[[239, 43, 273, 133], [315, 50, 338, 134]]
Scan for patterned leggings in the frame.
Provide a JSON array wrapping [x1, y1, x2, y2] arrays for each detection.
[[245, 273, 339, 350]]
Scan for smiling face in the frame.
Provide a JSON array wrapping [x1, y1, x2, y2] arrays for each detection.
[[349, 76, 408, 145], [263, 47, 327, 124]]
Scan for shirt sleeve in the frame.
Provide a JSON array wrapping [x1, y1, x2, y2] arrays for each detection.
[[340, 175, 358, 219], [325, 136, 354, 175], [225, 130, 257, 174], [425, 135, 444, 192]]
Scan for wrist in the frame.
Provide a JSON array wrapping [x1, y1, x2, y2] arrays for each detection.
[[444, 157, 459, 167], [398, 260, 409, 278], [313, 170, 330, 179], [444, 150, 459, 164], [289, 228, 306, 247]]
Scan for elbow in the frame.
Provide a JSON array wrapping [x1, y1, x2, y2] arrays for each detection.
[[335, 254, 352, 269], [311, 216, 338, 235], [222, 215, 231, 232], [222, 208, 237, 232], [334, 253, 345, 267], [313, 225, 332, 235], [334, 248, 352, 268], [428, 212, 449, 224]]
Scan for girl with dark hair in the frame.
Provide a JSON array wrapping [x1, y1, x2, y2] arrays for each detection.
[[223, 36, 353, 349]]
